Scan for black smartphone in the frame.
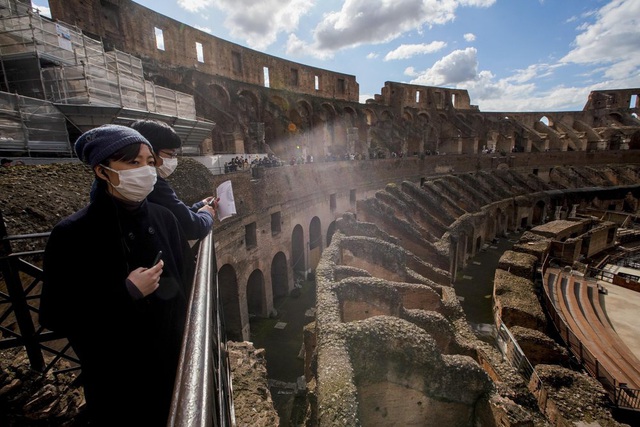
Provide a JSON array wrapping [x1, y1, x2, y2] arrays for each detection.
[[152, 250, 162, 266]]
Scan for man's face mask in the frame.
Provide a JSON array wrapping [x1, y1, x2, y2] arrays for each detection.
[[157, 157, 178, 178]]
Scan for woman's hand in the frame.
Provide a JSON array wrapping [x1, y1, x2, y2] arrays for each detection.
[[128, 260, 163, 297]]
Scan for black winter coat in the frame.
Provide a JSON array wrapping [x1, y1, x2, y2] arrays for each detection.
[[40, 189, 195, 426], [147, 176, 214, 240]]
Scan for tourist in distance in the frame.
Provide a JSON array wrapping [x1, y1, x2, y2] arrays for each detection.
[[40, 124, 195, 426], [130, 119, 217, 240]]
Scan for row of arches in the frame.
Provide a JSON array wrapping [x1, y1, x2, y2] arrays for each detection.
[[204, 81, 640, 162], [217, 216, 333, 341]]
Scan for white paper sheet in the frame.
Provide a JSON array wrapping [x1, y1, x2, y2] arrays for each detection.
[[216, 180, 236, 221]]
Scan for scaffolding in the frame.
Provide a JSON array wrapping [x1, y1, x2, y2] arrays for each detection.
[[0, 91, 70, 154], [0, 1, 211, 155]]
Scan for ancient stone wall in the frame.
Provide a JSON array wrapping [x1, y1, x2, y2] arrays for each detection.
[[48, 0, 359, 102], [310, 163, 640, 426], [46, 1, 640, 161]]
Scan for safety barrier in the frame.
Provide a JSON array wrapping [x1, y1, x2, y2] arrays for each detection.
[[0, 210, 236, 425]]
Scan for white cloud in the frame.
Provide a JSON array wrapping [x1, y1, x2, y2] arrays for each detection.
[[359, 94, 375, 103], [463, 33, 475, 42], [366, 52, 379, 59], [459, 0, 496, 5], [194, 25, 212, 34], [286, 34, 333, 60], [404, 66, 418, 77], [561, 0, 640, 79], [384, 41, 447, 61], [401, 0, 640, 112], [504, 63, 559, 84], [177, 0, 215, 13], [180, 0, 314, 50], [32, 3, 51, 18], [410, 47, 478, 86], [303, 0, 495, 57]]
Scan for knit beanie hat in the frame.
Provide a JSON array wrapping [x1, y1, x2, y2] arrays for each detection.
[[75, 124, 153, 167], [130, 120, 182, 152]]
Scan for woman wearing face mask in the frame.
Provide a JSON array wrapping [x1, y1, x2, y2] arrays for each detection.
[[39, 124, 195, 426], [130, 119, 217, 240]]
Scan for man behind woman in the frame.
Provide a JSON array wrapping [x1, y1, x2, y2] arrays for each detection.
[[131, 119, 217, 240]]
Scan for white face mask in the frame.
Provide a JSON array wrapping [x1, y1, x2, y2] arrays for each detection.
[[102, 165, 157, 202], [157, 156, 178, 178]]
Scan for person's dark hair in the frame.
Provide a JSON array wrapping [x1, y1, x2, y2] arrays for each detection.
[[130, 120, 181, 152], [101, 143, 148, 167]]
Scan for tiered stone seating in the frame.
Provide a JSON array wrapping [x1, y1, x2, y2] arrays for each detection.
[[544, 268, 640, 393]]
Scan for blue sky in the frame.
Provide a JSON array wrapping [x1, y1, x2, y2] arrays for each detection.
[[32, 0, 640, 112]]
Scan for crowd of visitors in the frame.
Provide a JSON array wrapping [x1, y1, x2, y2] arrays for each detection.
[[224, 154, 282, 173]]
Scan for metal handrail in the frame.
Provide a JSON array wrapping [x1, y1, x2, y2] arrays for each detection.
[[0, 207, 236, 424], [168, 231, 236, 427]]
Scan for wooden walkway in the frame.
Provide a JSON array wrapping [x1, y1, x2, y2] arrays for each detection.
[[544, 268, 640, 408]]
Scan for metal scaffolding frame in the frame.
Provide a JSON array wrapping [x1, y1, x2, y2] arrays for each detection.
[[0, 1, 213, 155]]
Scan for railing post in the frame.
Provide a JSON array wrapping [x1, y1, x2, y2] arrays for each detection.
[[0, 210, 45, 371]]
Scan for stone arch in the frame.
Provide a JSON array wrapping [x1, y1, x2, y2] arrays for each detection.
[[495, 134, 512, 154], [609, 112, 627, 126], [271, 251, 289, 298], [219, 263, 242, 341], [327, 220, 337, 247], [292, 224, 306, 276], [344, 106, 357, 121], [417, 112, 430, 122], [418, 113, 437, 153], [270, 95, 289, 112], [539, 115, 552, 127], [364, 109, 377, 126], [380, 110, 393, 121], [247, 269, 266, 317], [309, 216, 322, 272], [609, 130, 625, 150], [262, 109, 282, 157], [287, 100, 312, 159], [209, 83, 230, 109], [343, 106, 361, 154], [533, 200, 546, 224], [237, 89, 261, 118], [317, 103, 340, 155], [290, 100, 312, 129]]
